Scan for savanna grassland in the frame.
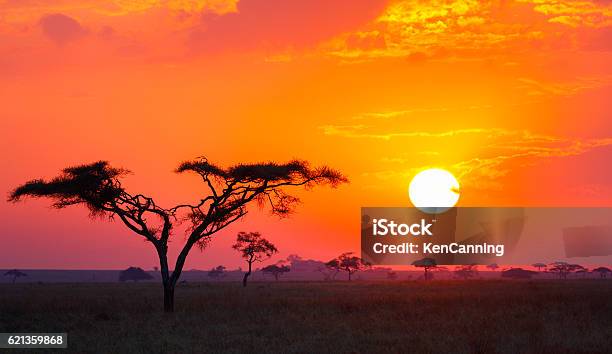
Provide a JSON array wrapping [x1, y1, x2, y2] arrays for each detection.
[[1, 280, 611, 353]]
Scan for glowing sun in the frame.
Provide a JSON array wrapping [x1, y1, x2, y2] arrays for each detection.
[[408, 168, 460, 213]]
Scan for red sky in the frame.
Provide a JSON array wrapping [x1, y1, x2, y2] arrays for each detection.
[[1, 0, 611, 269]]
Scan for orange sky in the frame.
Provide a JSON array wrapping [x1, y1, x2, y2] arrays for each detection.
[[1, 0, 611, 269]]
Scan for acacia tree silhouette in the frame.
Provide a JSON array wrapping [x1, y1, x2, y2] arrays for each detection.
[[233, 231, 278, 287], [4, 269, 27, 284], [326, 252, 371, 281], [8, 158, 346, 312], [532, 262, 547, 272], [412, 257, 437, 280], [261, 263, 290, 281]]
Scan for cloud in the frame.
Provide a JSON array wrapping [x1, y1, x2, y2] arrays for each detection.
[[326, 0, 525, 60], [327, 123, 612, 190], [39, 13, 87, 45], [516, 76, 612, 96], [352, 107, 452, 120], [523, 0, 612, 28], [449, 135, 612, 190], [321, 125, 498, 140], [326, 0, 612, 61], [188, 0, 388, 52]]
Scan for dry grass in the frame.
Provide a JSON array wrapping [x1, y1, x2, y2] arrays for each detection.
[[1, 280, 611, 353]]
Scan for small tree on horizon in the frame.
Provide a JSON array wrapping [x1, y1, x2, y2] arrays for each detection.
[[326, 252, 370, 281], [532, 262, 547, 272], [261, 263, 290, 281], [412, 257, 437, 280], [9, 158, 346, 312], [4, 269, 27, 284], [232, 232, 278, 287], [592, 266, 611, 278], [548, 262, 585, 279]]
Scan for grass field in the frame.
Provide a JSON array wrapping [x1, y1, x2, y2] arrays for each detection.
[[1, 280, 611, 353]]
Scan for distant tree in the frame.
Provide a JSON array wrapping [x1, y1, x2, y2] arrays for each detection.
[[9, 158, 346, 312], [532, 263, 547, 272], [486, 263, 499, 271], [501, 268, 537, 279], [207, 265, 226, 280], [387, 271, 398, 280], [261, 263, 290, 281], [454, 264, 479, 280], [548, 262, 585, 279], [317, 262, 339, 281], [592, 267, 611, 278], [323, 259, 341, 280], [412, 258, 437, 280], [327, 252, 371, 281], [119, 267, 153, 282], [4, 269, 27, 284], [233, 232, 278, 287]]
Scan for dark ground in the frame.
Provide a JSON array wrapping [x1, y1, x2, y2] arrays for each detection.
[[1, 280, 611, 353]]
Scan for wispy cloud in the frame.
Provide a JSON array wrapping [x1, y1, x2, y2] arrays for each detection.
[[516, 76, 612, 96], [522, 0, 612, 28], [334, 124, 612, 190], [326, 0, 612, 61], [320, 125, 562, 142]]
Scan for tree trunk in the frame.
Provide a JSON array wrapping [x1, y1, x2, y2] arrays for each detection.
[[163, 283, 174, 313], [156, 244, 176, 313], [243, 261, 252, 287], [348, 271, 352, 281], [155, 239, 197, 313]]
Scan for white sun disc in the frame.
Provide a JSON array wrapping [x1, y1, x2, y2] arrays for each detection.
[[409, 168, 460, 214]]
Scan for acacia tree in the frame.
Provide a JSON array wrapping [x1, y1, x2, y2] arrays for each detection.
[[9, 158, 346, 311], [412, 257, 437, 280], [327, 252, 371, 281], [549, 262, 585, 279], [592, 266, 611, 278], [4, 269, 27, 284], [233, 232, 278, 287], [261, 263, 291, 281], [532, 262, 547, 272]]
